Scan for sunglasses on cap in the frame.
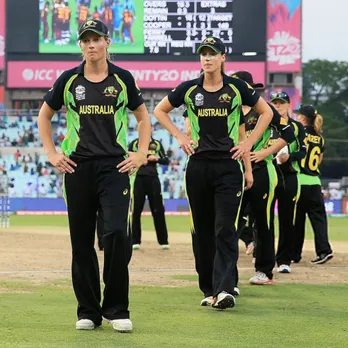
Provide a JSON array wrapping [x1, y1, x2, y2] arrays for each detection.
[[270, 91, 290, 103]]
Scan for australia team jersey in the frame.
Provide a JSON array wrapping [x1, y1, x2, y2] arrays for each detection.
[[168, 73, 259, 159], [245, 104, 295, 170], [299, 125, 325, 176], [44, 61, 143, 162]]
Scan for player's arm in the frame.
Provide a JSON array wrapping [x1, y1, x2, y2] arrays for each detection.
[[183, 109, 191, 137], [156, 141, 170, 165], [154, 83, 196, 156], [117, 73, 151, 174], [38, 73, 77, 173], [250, 105, 295, 163], [239, 123, 253, 190], [289, 122, 307, 162], [231, 80, 272, 159]]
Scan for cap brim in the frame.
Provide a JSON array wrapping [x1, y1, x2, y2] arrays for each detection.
[[197, 44, 221, 54], [78, 29, 106, 40], [270, 97, 289, 103], [252, 83, 264, 89]]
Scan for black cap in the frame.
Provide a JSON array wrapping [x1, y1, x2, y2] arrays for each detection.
[[270, 91, 290, 104], [197, 37, 226, 54], [294, 105, 318, 119], [78, 19, 109, 40], [232, 71, 264, 89]]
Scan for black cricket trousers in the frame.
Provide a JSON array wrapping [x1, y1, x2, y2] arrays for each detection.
[[132, 175, 168, 245], [272, 172, 300, 266], [293, 184, 332, 261], [243, 163, 278, 279], [185, 157, 244, 298], [65, 157, 132, 326]]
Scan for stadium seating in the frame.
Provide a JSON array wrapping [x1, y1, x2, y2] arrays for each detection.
[[0, 111, 187, 198]]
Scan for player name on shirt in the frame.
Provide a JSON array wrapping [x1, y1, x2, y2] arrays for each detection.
[[306, 134, 321, 144], [79, 105, 115, 115], [197, 108, 228, 117]]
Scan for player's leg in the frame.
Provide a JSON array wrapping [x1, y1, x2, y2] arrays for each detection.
[[98, 158, 132, 324], [147, 175, 169, 247], [249, 163, 277, 284], [131, 175, 146, 247], [276, 174, 299, 272], [185, 158, 215, 300], [65, 161, 101, 327], [307, 185, 333, 264], [96, 210, 104, 251], [293, 185, 308, 263], [212, 159, 243, 303]]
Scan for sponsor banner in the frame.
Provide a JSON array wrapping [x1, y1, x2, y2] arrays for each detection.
[[342, 200, 348, 215], [7, 61, 266, 89], [324, 200, 342, 215], [267, 0, 301, 72], [0, 0, 5, 70], [17, 211, 190, 216], [10, 199, 348, 215]]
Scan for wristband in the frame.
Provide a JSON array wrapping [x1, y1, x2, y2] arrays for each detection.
[[139, 151, 147, 158]]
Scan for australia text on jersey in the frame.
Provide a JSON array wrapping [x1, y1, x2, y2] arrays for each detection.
[[79, 105, 115, 115], [197, 108, 228, 117]]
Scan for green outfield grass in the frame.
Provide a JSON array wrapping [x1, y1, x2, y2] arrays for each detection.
[[9, 215, 348, 241], [0, 282, 347, 348]]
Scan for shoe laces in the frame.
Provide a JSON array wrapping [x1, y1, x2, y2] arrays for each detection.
[[255, 271, 268, 281]]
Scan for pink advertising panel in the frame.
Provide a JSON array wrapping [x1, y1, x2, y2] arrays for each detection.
[[7, 61, 266, 89], [267, 0, 302, 72], [0, 0, 5, 70]]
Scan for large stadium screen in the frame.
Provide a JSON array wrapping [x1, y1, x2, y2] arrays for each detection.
[[7, 0, 266, 60]]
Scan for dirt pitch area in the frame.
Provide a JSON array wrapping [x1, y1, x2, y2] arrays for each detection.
[[0, 226, 347, 289]]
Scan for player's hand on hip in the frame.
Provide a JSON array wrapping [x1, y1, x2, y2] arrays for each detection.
[[176, 133, 197, 156], [147, 155, 158, 162], [48, 151, 77, 174], [117, 151, 148, 175], [244, 170, 254, 191], [277, 153, 290, 164], [250, 150, 267, 163], [231, 140, 252, 160]]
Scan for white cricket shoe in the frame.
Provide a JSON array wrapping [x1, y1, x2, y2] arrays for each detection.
[[76, 319, 99, 330], [277, 264, 291, 273]]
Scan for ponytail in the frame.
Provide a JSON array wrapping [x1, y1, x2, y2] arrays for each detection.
[[314, 113, 323, 134]]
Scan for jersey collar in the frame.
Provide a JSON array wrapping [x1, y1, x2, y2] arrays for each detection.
[[76, 60, 119, 75]]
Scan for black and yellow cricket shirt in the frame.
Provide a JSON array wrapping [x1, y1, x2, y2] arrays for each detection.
[[269, 117, 306, 174], [44, 60, 143, 162], [168, 73, 259, 159], [245, 103, 295, 171], [298, 125, 325, 185], [129, 138, 169, 176]]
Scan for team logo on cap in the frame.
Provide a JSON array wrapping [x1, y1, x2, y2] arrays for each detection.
[[218, 93, 232, 103], [82, 20, 97, 29], [103, 86, 118, 98], [203, 37, 216, 44]]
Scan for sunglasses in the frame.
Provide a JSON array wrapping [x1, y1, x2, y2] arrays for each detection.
[[270, 92, 289, 100]]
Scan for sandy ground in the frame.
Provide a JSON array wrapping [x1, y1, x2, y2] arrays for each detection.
[[0, 226, 347, 291]]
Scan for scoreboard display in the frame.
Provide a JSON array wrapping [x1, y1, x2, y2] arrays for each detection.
[[6, 0, 266, 61], [144, 1, 233, 55]]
